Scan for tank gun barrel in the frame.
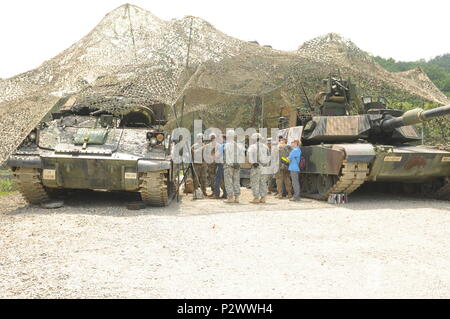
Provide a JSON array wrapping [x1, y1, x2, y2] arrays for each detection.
[[421, 104, 450, 119], [381, 104, 450, 131]]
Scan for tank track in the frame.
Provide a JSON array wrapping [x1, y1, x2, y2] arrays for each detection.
[[304, 161, 369, 200], [435, 177, 450, 200], [13, 168, 50, 204], [410, 177, 449, 200], [139, 170, 172, 207], [369, 176, 450, 201]]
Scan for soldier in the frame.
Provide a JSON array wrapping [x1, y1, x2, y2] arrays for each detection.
[[191, 133, 208, 196], [219, 130, 244, 203], [275, 137, 293, 199], [211, 135, 227, 199], [205, 133, 218, 196], [247, 133, 270, 204], [265, 138, 277, 195]]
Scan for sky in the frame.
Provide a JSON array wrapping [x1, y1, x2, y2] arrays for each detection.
[[0, 0, 449, 78]]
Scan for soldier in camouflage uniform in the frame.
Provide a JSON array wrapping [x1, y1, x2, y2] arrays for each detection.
[[219, 130, 244, 203], [206, 134, 217, 195], [265, 138, 277, 195], [191, 133, 208, 196], [275, 137, 292, 198], [247, 133, 270, 203]]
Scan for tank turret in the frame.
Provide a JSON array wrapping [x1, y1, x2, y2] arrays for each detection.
[[300, 100, 450, 145], [313, 76, 357, 116]]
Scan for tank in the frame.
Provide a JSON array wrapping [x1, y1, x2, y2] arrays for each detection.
[[6, 97, 177, 206], [279, 77, 450, 200]]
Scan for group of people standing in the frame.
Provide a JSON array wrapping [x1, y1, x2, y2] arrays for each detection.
[[190, 131, 303, 204]]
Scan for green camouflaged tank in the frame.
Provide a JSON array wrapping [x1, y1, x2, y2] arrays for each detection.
[[6, 97, 177, 206], [279, 77, 450, 200]]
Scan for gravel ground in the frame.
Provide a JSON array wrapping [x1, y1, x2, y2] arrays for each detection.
[[0, 189, 449, 299]]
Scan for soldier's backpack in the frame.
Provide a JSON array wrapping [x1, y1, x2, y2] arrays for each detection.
[[299, 156, 306, 170]]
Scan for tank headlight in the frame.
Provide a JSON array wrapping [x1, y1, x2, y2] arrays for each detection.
[[28, 132, 36, 141], [150, 137, 158, 146]]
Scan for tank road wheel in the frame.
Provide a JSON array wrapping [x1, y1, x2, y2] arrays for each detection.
[[13, 167, 50, 204], [302, 174, 318, 194], [435, 177, 450, 200], [420, 177, 450, 200], [139, 170, 170, 207], [317, 174, 337, 196], [419, 181, 434, 196], [402, 183, 418, 195], [304, 161, 369, 200], [388, 182, 400, 195], [300, 174, 308, 194]]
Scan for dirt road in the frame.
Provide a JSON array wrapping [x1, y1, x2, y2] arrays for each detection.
[[0, 189, 449, 298]]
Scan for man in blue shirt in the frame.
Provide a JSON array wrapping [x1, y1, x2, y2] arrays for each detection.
[[287, 139, 302, 201], [213, 135, 227, 199]]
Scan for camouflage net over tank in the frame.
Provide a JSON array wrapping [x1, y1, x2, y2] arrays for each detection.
[[0, 4, 449, 163], [74, 66, 187, 115]]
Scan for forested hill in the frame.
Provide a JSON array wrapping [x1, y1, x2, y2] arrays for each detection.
[[374, 54, 450, 98]]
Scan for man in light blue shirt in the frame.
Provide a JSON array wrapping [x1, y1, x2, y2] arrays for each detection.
[[287, 139, 302, 201], [213, 135, 227, 199]]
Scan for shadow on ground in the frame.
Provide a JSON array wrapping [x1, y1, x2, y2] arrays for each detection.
[[3, 185, 449, 217]]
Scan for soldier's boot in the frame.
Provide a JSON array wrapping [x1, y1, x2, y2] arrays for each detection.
[[276, 193, 283, 199], [224, 196, 235, 204], [260, 196, 266, 203], [249, 197, 260, 204], [287, 192, 293, 199]]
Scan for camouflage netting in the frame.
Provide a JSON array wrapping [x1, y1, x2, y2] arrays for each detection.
[[1, 4, 449, 163]]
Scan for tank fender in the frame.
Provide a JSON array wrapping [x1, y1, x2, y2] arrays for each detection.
[[301, 146, 345, 175], [137, 159, 170, 172], [7, 155, 43, 168], [332, 144, 376, 163]]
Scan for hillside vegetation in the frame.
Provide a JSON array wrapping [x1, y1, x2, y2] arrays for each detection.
[[374, 54, 450, 98]]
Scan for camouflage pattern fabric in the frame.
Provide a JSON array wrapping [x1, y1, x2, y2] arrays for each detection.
[[278, 143, 292, 164], [276, 170, 292, 197], [267, 175, 277, 193], [2, 5, 448, 165], [250, 166, 268, 198], [224, 165, 240, 197], [207, 163, 217, 189], [247, 141, 270, 198], [192, 142, 205, 163], [205, 141, 218, 189], [276, 143, 292, 196], [193, 163, 208, 194]]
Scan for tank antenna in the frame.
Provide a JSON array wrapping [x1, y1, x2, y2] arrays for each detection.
[[300, 83, 313, 111]]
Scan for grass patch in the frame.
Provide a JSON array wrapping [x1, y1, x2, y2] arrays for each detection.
[[0, 169, 11, 176], [0, 178, 16, 192]]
